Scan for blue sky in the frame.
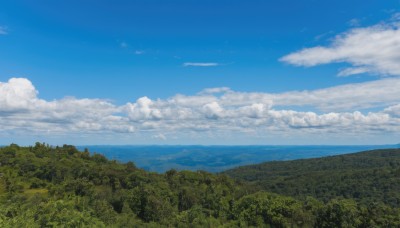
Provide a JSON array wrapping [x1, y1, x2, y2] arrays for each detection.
[[1, 1, 400, 145]]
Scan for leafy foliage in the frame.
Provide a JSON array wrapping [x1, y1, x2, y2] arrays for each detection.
[[0, 143, 399, 227]]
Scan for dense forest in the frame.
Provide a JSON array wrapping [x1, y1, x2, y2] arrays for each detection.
[[224, 149, 400, 207], [1, 143, 400, 227]]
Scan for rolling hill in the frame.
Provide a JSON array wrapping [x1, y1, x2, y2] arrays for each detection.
[[224, 148, 400, 207], [1, 144, 399, 227]]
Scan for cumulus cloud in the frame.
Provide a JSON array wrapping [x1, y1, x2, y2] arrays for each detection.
[[183, 62, 220, 67], [202, 102, 224, 119], [1, 78, 400, 140], [384, 104, 400, 118], [125, 97, 163, 121], [281, 17, 400, 76], [0, 78, 38, 111], [0, 78, 124, 134]]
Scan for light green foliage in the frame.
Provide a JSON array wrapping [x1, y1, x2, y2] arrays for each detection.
[[233, 192, 313, 227]]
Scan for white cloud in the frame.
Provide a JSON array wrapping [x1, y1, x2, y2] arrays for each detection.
[[152, 133, 167, 140], [384, 104, 400, 118], [199, 87, 232, 95], [183, 62, 219, 67], [1, 78, 400, 141], [125, 97, 163, 121], [0, 26, 7, 35], [198, 78, 400, 112], [0, 78, 37, 111], [0, 78, 124, 134], [202, 102, 224, 119], [269, 78, 400, 111], [281, 17, 400, 76], [337, 67, 370, 77]]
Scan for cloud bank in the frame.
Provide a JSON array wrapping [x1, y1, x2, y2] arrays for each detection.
[[1, 78, 400, 141], [281, 19, 400, 77]]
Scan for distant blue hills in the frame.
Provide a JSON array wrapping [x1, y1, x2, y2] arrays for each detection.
[[76, 145, 399, 173]]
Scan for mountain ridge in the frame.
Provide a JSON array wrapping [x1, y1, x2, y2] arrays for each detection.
[[224, 148, 400, 207]]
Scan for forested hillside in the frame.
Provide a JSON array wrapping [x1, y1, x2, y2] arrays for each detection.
[[1, 144, 399, 227], [224, 149, 400, 207]]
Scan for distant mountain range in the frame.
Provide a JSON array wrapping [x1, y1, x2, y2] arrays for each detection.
[[77, 145, 398, 173]]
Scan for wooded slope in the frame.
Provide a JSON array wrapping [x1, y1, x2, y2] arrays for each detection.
[[224, 149, 400, 207]]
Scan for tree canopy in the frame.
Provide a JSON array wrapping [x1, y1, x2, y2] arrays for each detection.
[[224, 148, 400, 207], [0, 143, 399, 227]]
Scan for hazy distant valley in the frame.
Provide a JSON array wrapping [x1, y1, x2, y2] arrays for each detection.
[[77, 145, 398, 173]]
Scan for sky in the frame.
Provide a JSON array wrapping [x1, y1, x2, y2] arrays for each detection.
[[1, 0, 400, 145]]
